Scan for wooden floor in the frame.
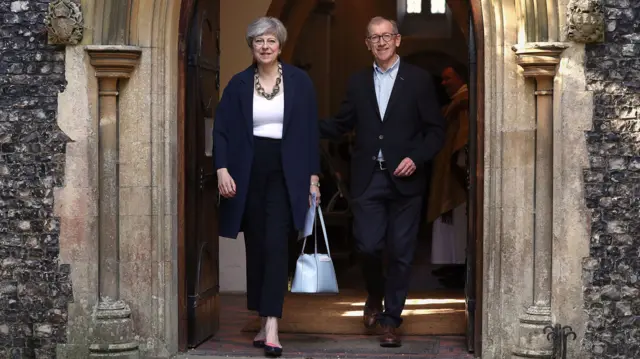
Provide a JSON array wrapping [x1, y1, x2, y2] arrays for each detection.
[[242, 289, 466, 336], [187, 294, 474, 359]]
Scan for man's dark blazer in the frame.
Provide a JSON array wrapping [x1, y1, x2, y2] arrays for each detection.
[[213, 62, 320, 239], [319, 60, 445, 199]]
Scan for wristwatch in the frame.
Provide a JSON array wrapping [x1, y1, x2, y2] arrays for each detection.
[[311, 182, 320, 188]]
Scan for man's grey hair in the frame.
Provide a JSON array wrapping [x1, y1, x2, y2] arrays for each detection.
[[246, 16, 288, 48], [366, 16, 399, 36]]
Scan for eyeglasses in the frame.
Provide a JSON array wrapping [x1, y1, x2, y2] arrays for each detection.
[[253, 38, 279, 48], [367, 33, 398, 43]]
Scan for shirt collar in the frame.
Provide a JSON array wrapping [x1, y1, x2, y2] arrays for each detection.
[[373, 55, 400, 76]]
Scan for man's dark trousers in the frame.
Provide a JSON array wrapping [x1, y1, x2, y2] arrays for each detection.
[[353, 167, 423, 328]]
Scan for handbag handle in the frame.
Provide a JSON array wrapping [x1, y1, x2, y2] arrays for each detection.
[[300, 205, 331, 257]]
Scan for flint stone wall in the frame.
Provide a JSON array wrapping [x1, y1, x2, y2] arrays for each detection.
[[582, 0, 640, 358], [0, 0, 71, 358]]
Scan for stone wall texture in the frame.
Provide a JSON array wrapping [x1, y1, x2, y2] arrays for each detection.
[[0, 0, 72, 358], [583, 1, 640, 358]]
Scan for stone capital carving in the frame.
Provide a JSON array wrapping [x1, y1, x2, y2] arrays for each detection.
[[512, 42, 570, 78], [86, 46, 142, 78], [44, 0, 84, 45], [567, 0, 604, 43]]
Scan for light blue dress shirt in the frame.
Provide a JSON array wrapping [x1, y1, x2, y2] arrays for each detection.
[[373, 55, 400, 161]]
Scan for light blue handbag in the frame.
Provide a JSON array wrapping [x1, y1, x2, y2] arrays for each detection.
[[290, 206, 339, 294]]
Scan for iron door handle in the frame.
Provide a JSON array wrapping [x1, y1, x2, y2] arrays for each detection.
[[199, 169, 220, 207], [199, 169, 216, 189]]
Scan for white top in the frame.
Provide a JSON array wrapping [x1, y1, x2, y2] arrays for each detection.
[[252, 86, 284, 139]]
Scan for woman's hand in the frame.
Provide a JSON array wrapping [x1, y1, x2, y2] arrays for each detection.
[[309, 184, 321, 207], [309, 175, 321, 207], [217, 168, 236, 198]]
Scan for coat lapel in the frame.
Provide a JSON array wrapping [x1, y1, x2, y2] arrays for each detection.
[[282, 63, 295, 137], [239, 66, 255, 143], [366, 69, 382, 121], [382, 61, 405, 122]]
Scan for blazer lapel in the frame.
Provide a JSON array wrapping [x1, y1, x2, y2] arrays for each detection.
[[382, 61, 405, 122], [239, 66, 254, 143], [282, 63, 295, 137], [366, 69, 382, 121]]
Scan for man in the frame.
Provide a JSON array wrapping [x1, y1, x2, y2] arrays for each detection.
[[319, 16, 445, 347], [427, 67, 469, 288]]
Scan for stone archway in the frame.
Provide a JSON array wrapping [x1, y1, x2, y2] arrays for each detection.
[[169, 1, 590, 357], [53, 0, 595, 358]]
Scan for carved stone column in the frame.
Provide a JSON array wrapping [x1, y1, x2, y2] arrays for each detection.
[[86, 46, 142, 359], [511, 42, 568, 359]]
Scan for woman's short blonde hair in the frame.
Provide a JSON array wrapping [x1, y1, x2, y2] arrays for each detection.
[[246, 16, 288, 48]]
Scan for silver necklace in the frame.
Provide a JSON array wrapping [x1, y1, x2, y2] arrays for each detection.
[[255, 63, 282, 100]]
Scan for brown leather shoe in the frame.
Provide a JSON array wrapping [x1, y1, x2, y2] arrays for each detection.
[[363, 301, 382, 328], [380, 325, 402, 347]]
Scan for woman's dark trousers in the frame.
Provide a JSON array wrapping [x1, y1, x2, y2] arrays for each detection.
[[242, 136, 292, 318]]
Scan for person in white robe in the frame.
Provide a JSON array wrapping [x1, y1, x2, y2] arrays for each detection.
[[426, 67, 469, 282]]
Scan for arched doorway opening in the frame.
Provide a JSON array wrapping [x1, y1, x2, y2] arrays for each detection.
[[176, 0, 485, 355]]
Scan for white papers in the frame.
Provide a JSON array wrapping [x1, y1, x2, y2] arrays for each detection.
[[298, 192, 317, 239]]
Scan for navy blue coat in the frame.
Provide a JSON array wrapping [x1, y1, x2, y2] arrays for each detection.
[[213, 63, 320, 239]]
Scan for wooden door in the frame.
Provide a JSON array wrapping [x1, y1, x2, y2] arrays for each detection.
[[185, 0, 221, 348], [465, 10, 478, 354]]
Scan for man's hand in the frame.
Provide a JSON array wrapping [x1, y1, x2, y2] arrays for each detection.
[[393, 157, 417, 177]]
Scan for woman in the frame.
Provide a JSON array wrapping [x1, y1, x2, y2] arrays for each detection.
[[213, 16, 321, 357]]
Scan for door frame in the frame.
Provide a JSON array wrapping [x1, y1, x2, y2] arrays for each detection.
[[469, 1, 485, 353], [177, 0, 196, 349], [176, 0, 485, 353]]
